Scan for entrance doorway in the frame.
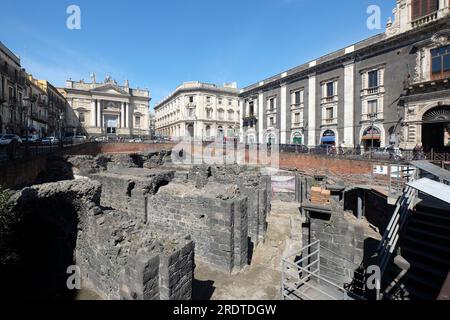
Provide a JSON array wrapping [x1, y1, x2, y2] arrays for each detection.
[[362, 126, 381, 149], [104, 115, 118, 135], [422, 106, 450, 152]]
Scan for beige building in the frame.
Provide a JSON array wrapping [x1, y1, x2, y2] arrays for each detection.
[[154, 81, 240, 141], [0, 41, 27, 135], [25, 75, 48, 138], [61, 75, 151, 138]]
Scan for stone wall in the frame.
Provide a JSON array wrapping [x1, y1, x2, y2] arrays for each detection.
[[91, 168, 174, 223], [3, 179, 195, 300], [183, 165, 271, 246], [78, 209, 194, 300], [147, 182, 249, 273]]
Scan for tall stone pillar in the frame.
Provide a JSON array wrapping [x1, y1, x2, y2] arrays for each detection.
[[91, 101, 96, 127], [280, 83, 287, 144], [258, 92, 264, 144], [344, 60, 355, 147], [307, 73, 317, 147], [239, 98, 244, 143], [120, 102, 125, 128], [97, 100, 102, 131]]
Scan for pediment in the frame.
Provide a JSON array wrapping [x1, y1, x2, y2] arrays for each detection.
[[91, 84, 130, 96]]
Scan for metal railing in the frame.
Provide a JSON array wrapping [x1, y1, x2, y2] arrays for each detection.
[[282, 240, 365, 300]]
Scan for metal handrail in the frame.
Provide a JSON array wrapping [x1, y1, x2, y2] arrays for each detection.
[[282, 240, 365, 300]]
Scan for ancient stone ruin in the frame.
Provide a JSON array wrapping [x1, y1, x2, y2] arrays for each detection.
[[1, 151, 272, 300]]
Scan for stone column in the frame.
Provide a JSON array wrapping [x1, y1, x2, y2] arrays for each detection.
[[125, 103, 129, 129], [344, 60, 355, 147], [91, 100, 96, 127], [280, 83, 287, 144], [120, 102, 125, 128], [97, 100, 102, 130], [258, 92, 264, 144], [239, 99, 244, 143], [307, 73, 317, 147]]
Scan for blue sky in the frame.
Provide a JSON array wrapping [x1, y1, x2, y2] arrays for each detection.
[[1, 0, 396, 109]]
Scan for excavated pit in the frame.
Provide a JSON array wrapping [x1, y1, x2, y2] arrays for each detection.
[[1, 151, 273, 300]]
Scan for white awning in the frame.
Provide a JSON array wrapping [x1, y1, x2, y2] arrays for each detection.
[[408, 178, 450, 204]]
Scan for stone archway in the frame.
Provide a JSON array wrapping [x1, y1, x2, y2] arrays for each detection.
[[421, 105, 450, 151]]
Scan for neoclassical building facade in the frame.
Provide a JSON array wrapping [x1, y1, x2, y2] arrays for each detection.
[[61, 75, 151, 138], [154, 82, 240, 141], [240, 0, 450, 151]]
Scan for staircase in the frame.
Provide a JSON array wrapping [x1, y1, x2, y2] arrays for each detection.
[[393, 196, 450, 300]]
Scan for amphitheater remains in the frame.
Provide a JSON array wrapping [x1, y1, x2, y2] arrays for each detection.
[[1, 150, 285, 300]]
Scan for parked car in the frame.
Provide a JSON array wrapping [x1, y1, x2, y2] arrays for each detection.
[[94, 136, 107, 142], [364, 147, 404, 161], [20, 135, 40, 143], [41, 137, 60, 145], [0, 134, 22, 145]]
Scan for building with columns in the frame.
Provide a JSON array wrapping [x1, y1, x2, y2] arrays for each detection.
[[154, 81, 240, 141], [61, 75, 151, 138], [240, 0, 450, 152]]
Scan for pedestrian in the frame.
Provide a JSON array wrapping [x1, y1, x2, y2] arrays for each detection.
[[356, 144, 361, 156]]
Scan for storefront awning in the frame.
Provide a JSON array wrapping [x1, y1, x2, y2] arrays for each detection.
[[362, 135, 381, 141], [321, 136, 336, 143]]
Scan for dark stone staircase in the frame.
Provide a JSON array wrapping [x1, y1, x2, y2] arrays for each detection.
[[394, 196, 450, 300]]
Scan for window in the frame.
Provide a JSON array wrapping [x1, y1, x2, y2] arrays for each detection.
[[206, 108, 213, 119], [188, 108, 195, 118], [368, 70, 379, 88], [431, 45, 450, 77], [249, 101, 254, 116], [268, 97, 276, 110], [189, 96, 194, 103], [79, 112, 85, 123], [293, 90, 303, 105], [368, 100, 378, 115], [218, 98, 223, 105], [294, 113, 301, 124], [228, 99, 232, 106], [269, 117, 275, 126], [412, 0, 439, 20], [135, 116, 141, 128], [326, 82, 334, 97], [326, 107, 334, 120], [8, 87, 14, 102], [218, 109, 224, 120], [206, 96, 211, 103], [228, 110, 234, 121]]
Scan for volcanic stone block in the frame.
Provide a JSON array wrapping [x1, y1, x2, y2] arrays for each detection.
[[147, 181, 248, 273]]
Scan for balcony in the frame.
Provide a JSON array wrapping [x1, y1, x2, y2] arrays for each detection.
[[291, 121, 304, 128], [361, 86, 385, 97], [321, 95, 338, 104], [243, 115, 258, 128], [411, 11, 438, 29], [31, 111, 48, 124], [266, 108, 277, 115], [321, 118, 337, 126], [290, 103, 304, 111], [361, 113, 384, 122]]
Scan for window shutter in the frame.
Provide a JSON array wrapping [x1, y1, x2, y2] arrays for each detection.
[[412, 0, 421, 20]]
